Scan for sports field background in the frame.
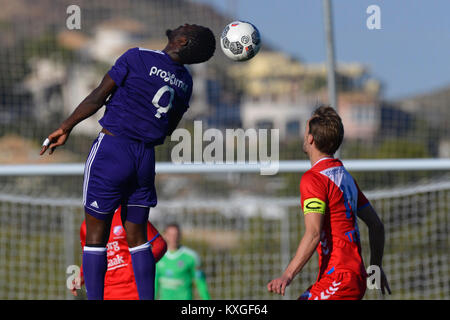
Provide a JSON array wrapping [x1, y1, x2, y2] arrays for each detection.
[[0, 0, 448, 299]]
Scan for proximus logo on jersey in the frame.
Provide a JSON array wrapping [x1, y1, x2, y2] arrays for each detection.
[[149, 66, 189, 92]]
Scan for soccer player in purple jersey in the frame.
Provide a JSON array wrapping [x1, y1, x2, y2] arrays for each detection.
[[40, 24, 216, 300]]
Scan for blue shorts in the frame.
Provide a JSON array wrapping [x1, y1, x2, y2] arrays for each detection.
[[83, 132, 157, 223]]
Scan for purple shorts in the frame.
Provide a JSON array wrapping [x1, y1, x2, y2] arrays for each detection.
[[83, 132, 157, 223]]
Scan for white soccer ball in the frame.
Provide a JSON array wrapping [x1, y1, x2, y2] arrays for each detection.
[[220, 21, 261, 62]]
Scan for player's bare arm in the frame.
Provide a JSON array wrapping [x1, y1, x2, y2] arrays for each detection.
[[357, 204, 391, 294], [40, 73, 116, 155], [267, 212, 324, 296]]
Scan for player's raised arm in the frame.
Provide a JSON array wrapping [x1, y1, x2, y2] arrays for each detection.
[[40, 73, 116, 155]]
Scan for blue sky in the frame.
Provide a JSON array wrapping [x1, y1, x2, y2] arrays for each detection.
[[195, 0, 450, 100]]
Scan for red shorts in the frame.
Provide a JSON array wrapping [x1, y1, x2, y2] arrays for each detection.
[[104, 283, 139, 300], [298, 271, 366, 300]]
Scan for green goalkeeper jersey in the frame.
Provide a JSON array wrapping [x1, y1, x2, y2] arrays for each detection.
[[155, 246, 211, 300]]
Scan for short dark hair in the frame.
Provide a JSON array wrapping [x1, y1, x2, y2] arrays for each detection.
[[308, 105, 344, 155], [168, 25, 216, 64]]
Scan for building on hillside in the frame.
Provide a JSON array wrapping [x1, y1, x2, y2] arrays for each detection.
[[393, 85, 450, 157], [233, 51, 382, 141], [240, 96, 316, 140]]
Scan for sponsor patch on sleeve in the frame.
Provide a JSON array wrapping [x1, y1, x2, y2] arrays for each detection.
[[303, 198, 326, 215]]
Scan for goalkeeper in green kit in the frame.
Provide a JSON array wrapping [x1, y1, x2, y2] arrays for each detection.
[[155, 223, 211, 300]]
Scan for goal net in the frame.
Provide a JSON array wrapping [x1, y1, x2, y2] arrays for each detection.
[[0, 0, 449, 301], [0, 169, 448, 300]]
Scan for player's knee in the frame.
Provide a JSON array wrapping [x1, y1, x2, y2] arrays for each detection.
[[122, 207, 150, 247], [84, 212, 112, 246], [124, 221, 147, 248], [85, 233, 109, 247]]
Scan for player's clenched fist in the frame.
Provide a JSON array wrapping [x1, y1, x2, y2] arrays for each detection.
[[267, 275, 292, 296]]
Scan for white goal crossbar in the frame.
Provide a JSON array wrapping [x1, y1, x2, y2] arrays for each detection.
[[0, 158, 449, 176]]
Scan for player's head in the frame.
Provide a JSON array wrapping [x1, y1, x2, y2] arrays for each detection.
[[303, 105, 344, 156], [164, 222, 182, 250], [165, 24, 216, 64]]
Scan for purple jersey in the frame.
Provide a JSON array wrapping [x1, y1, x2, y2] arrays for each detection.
[[99, 47, 193, 144]]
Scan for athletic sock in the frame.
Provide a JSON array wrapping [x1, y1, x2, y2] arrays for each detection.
[[82, 246, 107, 300], [129, 242, 155, 300]]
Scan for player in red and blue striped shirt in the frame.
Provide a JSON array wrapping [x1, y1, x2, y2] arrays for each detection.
[[268, 106, 391, 300]]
